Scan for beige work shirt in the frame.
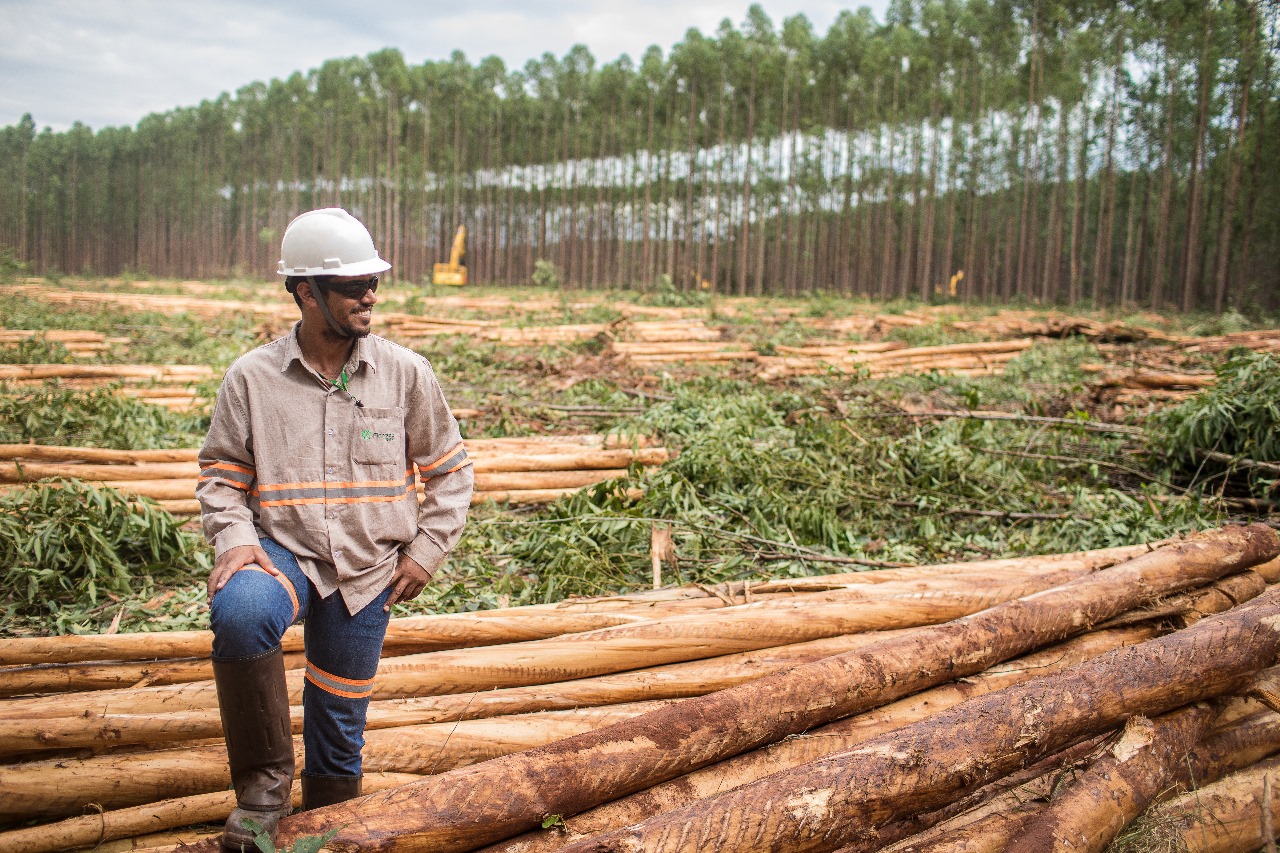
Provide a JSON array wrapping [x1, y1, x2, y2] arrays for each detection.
[[196, 324, 474, 614]]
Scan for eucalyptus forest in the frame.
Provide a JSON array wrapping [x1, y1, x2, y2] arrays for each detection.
[[1, 0, 1277, 311]]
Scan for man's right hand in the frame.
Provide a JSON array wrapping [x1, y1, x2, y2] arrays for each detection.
[[207, 544, 279, 603]]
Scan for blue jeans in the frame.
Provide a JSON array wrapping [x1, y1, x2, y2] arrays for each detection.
[[210, 537, 391, 778]]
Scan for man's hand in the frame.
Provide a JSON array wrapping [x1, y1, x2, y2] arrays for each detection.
[[207, 544, 278, 603], [385, 552, 435, 612]]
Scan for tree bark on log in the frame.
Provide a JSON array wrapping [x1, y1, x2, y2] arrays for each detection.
[[872, 707, 1280, 853], [552, 581, 1280, 853], [219, 524, 1277, 853], [1135, 755, 1280, 853], [1003, 704, 1215, 852], [477, 624, 1162, 853], [486, 573, 1267, 853]]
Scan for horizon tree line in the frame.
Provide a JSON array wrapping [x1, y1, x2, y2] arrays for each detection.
[[1, 0, 1277, 312]]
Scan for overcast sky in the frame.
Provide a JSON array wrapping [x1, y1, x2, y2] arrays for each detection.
[[2, 0, 889, 133]]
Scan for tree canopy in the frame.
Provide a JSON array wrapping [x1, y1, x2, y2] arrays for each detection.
[[1, 0, 1277, 310]]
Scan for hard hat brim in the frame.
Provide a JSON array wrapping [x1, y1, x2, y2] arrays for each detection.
[[277, 256, 392, 277]]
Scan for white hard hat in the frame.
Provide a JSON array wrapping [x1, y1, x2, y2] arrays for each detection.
[[277, 208, 391, 277]]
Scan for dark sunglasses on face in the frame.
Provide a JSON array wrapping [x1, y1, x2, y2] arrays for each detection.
[[324, 276, 379, 299]]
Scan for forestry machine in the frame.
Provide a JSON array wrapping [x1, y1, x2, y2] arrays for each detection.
[[433, 225, 468, 286]]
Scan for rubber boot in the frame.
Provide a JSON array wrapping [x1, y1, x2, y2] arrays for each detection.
[[302, 774, 363, 811], [213, 647, 295, 852]]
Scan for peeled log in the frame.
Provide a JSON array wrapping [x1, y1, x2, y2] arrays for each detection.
[[746, 543, 1151, 592], [0, 772, 420, 853], [0, 609, 650, 667], [0, 701, 670, 821], [0, 652, 307, 698], [241, 523, 1278, 853], [0, 573, 1096, 721], [0, 633, 896, 755], [1004, 704, 1215, 853], [555, 581, 1280, 853]]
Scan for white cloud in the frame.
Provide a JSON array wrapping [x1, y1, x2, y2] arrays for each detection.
[[0, 0, 885, 131]]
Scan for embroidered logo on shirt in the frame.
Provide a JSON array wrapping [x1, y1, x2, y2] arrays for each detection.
[[360, 429, 398, 441]]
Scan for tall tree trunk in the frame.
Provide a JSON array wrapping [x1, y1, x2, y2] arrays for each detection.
[[1213, 1, 1258, 312], [1150, 62, 1177, 311], [1181, 10, 1216, 312]]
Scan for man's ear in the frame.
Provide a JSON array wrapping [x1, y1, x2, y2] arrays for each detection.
[[296, 280, 319, 306]]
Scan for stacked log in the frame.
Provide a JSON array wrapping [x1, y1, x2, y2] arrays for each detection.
[[0, 364, 214, 383], [1084, 363, 1217, 406], [1183, 328, 1280, 355], [0, 364, 216, 410], [949, 311, 1181, 343], [610, 341, 756, 364], [756, 338, 1034, 380], [3, 528, 1280, 853], [0, 434, 666, 514], [385, 317, 723, 346], [0, 329, 130, 355], [3, 283, 295, 322]]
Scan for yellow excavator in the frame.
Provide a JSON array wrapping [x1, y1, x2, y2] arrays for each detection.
[[433, 225, 467, 286]]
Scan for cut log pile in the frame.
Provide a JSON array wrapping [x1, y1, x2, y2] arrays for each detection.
[[948, 310, 1183, 343], [2, 526, 1280, 852], [0, 329, 130, 356], [3, 283, 296, 322], [1182, 328, 1280, 355], [1083, 362, 1218, 406], [383, 316, 724, 346], [755, 338, 1034, 380], [0, 363, 216, 410], [0, 434, 666, 515]]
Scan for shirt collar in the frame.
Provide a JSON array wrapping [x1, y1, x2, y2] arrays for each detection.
[[279, 322, 379, 375]]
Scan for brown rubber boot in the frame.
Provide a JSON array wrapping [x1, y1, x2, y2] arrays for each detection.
[[213, 647, 295, 852], [301, 774, 363, 811]]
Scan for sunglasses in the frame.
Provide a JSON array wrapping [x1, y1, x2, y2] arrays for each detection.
[[323, 276, 379, 299]]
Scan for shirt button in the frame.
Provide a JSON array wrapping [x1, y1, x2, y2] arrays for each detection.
[[327, 467, 334, 475], [327, 428, 334, 435]]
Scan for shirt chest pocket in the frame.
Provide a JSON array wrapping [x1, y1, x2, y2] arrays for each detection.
[[352, 407, 406, 467]]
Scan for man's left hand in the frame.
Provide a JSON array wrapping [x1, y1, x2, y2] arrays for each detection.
[[385, 552, 435, 612]]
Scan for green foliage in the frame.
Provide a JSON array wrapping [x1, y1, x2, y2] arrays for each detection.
[[243, 819, 341, 853], [884, 324, 983, 348], [0, 336, 74, 364], [1188, 309, 1250, 337], [0, 247, 28, 283], [429, 371, 1223, 607], [532, 260, 563, 289], [0, 385, 209, 447], [640, 274, 710, 308], [1153, 350, 1280, 492], [0, 480, 210, 617], [0, 293, 258, 368]]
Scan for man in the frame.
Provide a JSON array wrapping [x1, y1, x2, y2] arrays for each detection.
[[196, 208, 474, 851]]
